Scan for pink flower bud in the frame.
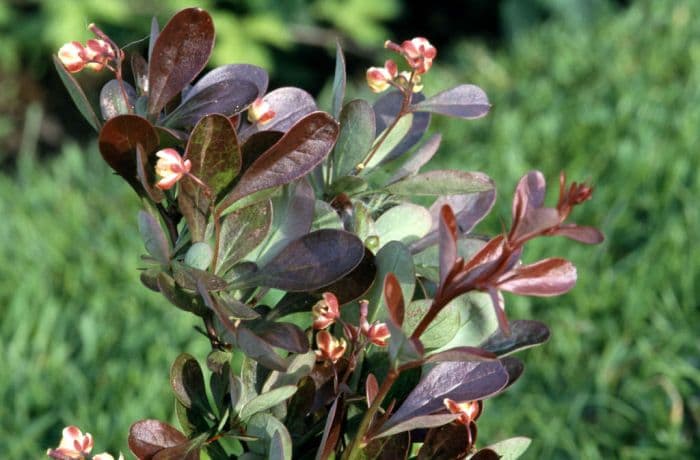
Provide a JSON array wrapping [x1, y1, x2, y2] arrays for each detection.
[[247, 98, 275, 125], [312, 292, 340, 330], [385, 37, 437, 75], [155, 148, 192, 190], [57, 42, 86, 73], [46, 425, 93, 458], [364, 321, 391, 347], [366, 59, 398, 93], [82, 39, 115, 72], [315, 330, 347, 363]]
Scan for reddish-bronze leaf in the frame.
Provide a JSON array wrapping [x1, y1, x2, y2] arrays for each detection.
[[128, 419, 188, 459], [417, 423, 470, 460], [98, 114, 159, 195], [496, 258, 577, 296], [147, 8, 214, 117], [216, 111, 339, 215], [438, 204, 458, 286], [384, 272, 405, 326]]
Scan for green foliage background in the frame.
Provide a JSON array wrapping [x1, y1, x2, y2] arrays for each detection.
[[2, 0, 699, 458]]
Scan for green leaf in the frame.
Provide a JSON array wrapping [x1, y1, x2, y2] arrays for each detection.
[[138, 210, 170, 264], [331, 99, 375, 179], [374, 204, 432, 249], [238, 385, 298, 421], [330, 42, 346, 119], [180, 114, 241, 241], [185, 242, 213, 270], [384, 170, 494, 196], [245, 230, 365, 292], [246, 179, 315, 266], [246, 413, 293, 459], [365, 241, 415, 322], [53, 55, 101, 131], [363, 114, 413, 170], [311, 200, 343, 231], [437, 292, 498, 350], [147, 8, 215, 116], [476, 437, 532, 460], [403, 299, 460, 349], [262, 351, 316, 392]]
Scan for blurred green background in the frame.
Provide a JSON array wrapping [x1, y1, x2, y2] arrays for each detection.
[[2, 0, 699, 458]]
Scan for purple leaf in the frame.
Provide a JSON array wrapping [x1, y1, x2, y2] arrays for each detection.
[[413, 84, 490, 119], [100, 79, 136, 120], [217, 112, 339, 214], [314, 247, 376, 304], [480, 320, 551, 357], [500, 356, 525, 389], [164, 79, 259, 128], [187, 64, 268, 100], [374, 91, 430, 163], [316, 396, 343, 460], [385, 133, 442, 185], [251, 320, 309, 353], [239, 87, 317, 140], [169, 353, 210, 412], [250, 230, 364, 291], [380, 361, 508, 434], [128, 419, 188, 459], [147, 8, 214, 117], [156, 273, 209, 316], [234, 325, 288, 371], [417, 423, 470, 459]]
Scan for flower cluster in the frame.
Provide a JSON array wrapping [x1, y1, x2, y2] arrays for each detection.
[[312, 293, 390, 364], [46, 426, 122, 460], [366, 37, 436, 93], [58, 38, 116, 73]]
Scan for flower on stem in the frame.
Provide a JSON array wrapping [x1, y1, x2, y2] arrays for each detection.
[[358, 300, 391, 347], [315, 330, 347, 363], [155, 148, 192, 190], [46, 425, 93, 459], [58, 42, 87, 73], [385, 37, 437, 75], [247, 97, 275, 125], [366, 59, 398, 93], [443, 399, 482, 447], [82, 39, 116, 71], [312, 292, 340, 330]]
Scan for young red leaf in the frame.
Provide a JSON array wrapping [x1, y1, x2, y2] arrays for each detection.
[[384, 272, 405, 326], [147, 8, 214, 117], [496, 258, 577, 296], [438, 204, 458, 286], [553, 224, 605, 244]]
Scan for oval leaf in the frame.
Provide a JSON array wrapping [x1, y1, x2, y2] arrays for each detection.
[[53, 55, 101, 131], [251, 229, 364, 291], [100, 79, 136, 120], [217, 112, 339, 215], [413, 84, 490, 119], [331, 99, 375, 179], [216, 200, 272, 274], [374, 203, 432, 250], [479, 320, 551, 356], [148, 8, 215, 116], [239, 87, 317, 140], [239, 385, 298, 421], [128, 419, 188, 459], [98, 114, 159, 195], [246, 413, 292, 459], [384, 170, 494, 197], [170, 353, 211, 412], [403, 299, 460, 350]]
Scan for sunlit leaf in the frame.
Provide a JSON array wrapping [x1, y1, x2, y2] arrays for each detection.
[[239, 385, 298, 421], [331, 99, 375, 179], [478, 437, 532, 460], [373, 91, 430, 163], [480, 320, 550, 356], [403, 299, 459, 349], [128, 419, 189, 459], [374, 203, 432, 250], [413, 84, 490, 119], [217, 112, 339, 214], [239, 87, 317, 140], [148, 8, 214, 116], [384, 171, 494, 197]]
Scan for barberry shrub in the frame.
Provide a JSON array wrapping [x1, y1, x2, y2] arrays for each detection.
[[51, 8, 603, 460]]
